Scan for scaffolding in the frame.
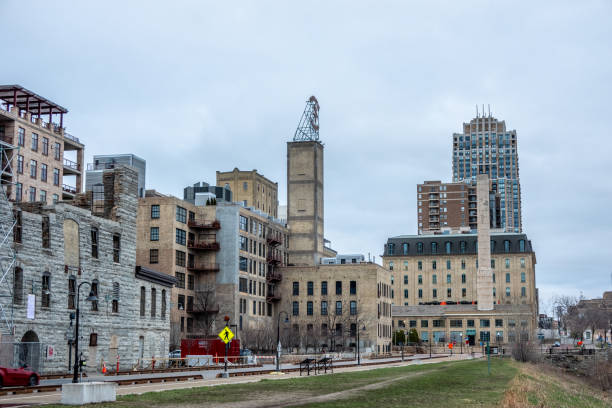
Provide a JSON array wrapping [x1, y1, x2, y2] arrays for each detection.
[[0, 138, 18, 336], [293, 96, 320, 142]]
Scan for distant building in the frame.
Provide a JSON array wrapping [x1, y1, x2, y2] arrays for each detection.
[[216, 168, 279, 218], [452, 112, 522, 232], [183, 181, 232, 205], [86, 154, 146, 198], [0, 84, 85, 202], [321, 254, 365, 265], [572, 291, 612, 344]]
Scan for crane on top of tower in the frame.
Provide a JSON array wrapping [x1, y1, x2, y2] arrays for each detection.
[[293, 96, 320, 142]]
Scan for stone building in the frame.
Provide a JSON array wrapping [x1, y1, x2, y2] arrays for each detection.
[[216, 168, 279, 218], [136, 188, 288, 349], [383, 175, 537, 345], [0, 166, 173, 374], [0, 85, 84, 202], [278, 263, 393, 353]]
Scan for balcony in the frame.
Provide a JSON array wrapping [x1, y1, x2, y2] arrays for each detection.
[[187, 240, 220, 251], [429, 209, 439, 215], [191, 304, 220, 314], [266, 252, 282, 265], [429, 216, 439, 222], [429, 200, 439, 208], [188, 219, 220, 230], [429, 194, 439, 200], [266, 271, 282, 282], [266, 292, 281, 302], [187, 263, 220, 272], [62, 184, 76, 195], [266, 231, 282, 246], [63, 158, 80, 175]]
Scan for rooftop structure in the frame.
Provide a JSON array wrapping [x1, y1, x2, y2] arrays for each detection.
[[86, 154, 146, 198]]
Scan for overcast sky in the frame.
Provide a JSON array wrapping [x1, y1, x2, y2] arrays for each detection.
[[2, 1, 611, 310]]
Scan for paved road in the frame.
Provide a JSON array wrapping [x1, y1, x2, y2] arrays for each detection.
[[1, 354, 470, 406]]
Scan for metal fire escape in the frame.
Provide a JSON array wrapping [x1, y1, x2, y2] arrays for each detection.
[[293, 96, 320, 142], [0, 138, 18, 335]]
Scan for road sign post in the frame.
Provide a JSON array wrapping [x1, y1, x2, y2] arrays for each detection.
[[218, 317, 234, 378]]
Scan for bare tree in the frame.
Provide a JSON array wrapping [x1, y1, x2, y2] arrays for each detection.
[[192, 283, 218, 337]]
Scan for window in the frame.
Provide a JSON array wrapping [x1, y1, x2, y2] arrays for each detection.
[[176, 250, 186, 267], [431, 242, 438, 254], [42, 216, 50, 248], [150, 249, 159, 264], [389, 261, 393, 271], [150, 227, 159, 241], [239, 256, 247, 272], [113, 234, 121, 262], [52, 193, 59, 203], [112, 282, 120, 313], [54, 142, 61, 160], [17, 155, 23, 174], [239, 277, 247, 292], [28, 186, 36, 202], [445, 241, 451, 254], [239, 215, 248, 231], [432, 274, 437, 284], [17, 127, 24, 146], [292, 301, 299, 316], [31, 133, 38, 151], [418, 289, 423, 298], [447, 288, 452, 297], [404, 275, 408, 285], [307, 301, 313, 315], [336, 301, 342, 315], [175, 272, 185, 288], [421, 320, 429, 328], [418, 261, 422, 270], [461, 259, 466, 270], [519, 240, 525, 252], [30, 159, 37, 178], [161, 289, 167, 318], [402, 242, 409, 255], [505, 287, 511, 297], [416, 242, 423, 253], [520, 258, 525, 268], [290, 281, 299, 295], [505, 258, 510, 268], [140, 286, 146, 317], [521, 287, 526, 297], [404, 289, 409, 298], [40, 190, 46, 203], [42, 137, 49, 155], [446, 260, 451, 270], [41, 164, 47, 182], [462, 288, 466, 297], [460, 241, 466, 253], [321, 301, 328, 315], [176, 206, 186, 223], [12, 267, 23, 305], [387, 243, 395, 255], [446, 274, 451, 284], [350, 300, 357, 315], [177, 294, 185, 310], [493, 287, 496, 297], [175, 229, 186, 245], [493, 273, 496, 283], [433, 319, 444, 328], [432, 289, 437, 298], [350, 280, 357, 295], [187, 274, 194, 290], [243, 182, 248, 191], [480, 319, 490, 328], [505, 273, 510, 283], [461, 273, 466, 284], [495, 319, 503, 328], [336, 281, 342, 295], [418, 275, 422, 284], [187, 296, 193, 312], [53, 168, 60, 186], [504, 240, 510, 252], [68, 276, 76, 309], [307, 281, 313, 296], [89, 333, 98, 347], [151, 205, 160, 218], [239, 236, 247, 251]]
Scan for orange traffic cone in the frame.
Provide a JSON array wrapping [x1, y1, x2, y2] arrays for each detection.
[[102, 362, 107, 374]]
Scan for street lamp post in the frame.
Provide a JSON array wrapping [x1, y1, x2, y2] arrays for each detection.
[[356, 323, 366, 365], [460, 333, 463, 354], [72, 281, 97, 383], [276, 311, 289, 372]]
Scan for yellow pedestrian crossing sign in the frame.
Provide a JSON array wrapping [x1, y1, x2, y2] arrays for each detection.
[[218, 326, 234, 344]]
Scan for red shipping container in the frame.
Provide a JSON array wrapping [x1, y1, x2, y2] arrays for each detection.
[[181, 337, 240, 361]]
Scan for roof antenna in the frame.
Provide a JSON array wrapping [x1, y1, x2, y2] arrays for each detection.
[[488, 104, 491, 118], [476, 104, 479, 118]]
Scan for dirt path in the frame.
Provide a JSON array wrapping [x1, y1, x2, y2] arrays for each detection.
[[187, 371, 428, 408]]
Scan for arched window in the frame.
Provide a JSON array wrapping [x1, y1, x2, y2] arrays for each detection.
[[41, 272, 51, 308], [91, 279, 99, 311], [13, 267, 23, 305], [151, 288, 156, 318], [459, 241, 466, 254], [431, 242, 438, 254], [416, 242, 423, 254], [140, 286, 146, 317], [519, 240, 525, 252], [445, 241, 451, 254], [388, 243, 395, 255], [112, 282, 120, 313], [161, 289, 167, 319], [504, 240, 511, 252], [402, 243, 409, 255]]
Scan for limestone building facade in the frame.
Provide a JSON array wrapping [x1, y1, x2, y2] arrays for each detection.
[[278, 263, 393, 353], [216, 168, 279, 218], [0, 166, 173, 374]]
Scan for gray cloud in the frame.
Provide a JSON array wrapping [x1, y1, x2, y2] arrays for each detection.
[[2, 0, 611, 307]]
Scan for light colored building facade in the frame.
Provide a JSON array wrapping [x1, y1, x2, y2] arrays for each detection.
[[86, 154, 146, 198], [136, 191, 288, 349], [278, 263, 393, 353], [452, 113, 522, 232], [0, 85, 84, 203], [216, 168, 279, 218], [0, 166, 172, 374], [321, 254, 365, 265]]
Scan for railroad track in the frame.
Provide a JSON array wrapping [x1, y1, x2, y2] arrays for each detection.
[[0, 374, 204, 396], [106, 363, 261, 376]]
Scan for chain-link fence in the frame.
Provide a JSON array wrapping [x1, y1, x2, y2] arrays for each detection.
[[0, 342, 45, 372]]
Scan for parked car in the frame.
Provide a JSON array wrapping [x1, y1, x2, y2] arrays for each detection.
[[0, 365, 40, 387], [240, 348, 255, 364]]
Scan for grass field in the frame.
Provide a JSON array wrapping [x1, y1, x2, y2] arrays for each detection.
[[45, 358, 610, 408]]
